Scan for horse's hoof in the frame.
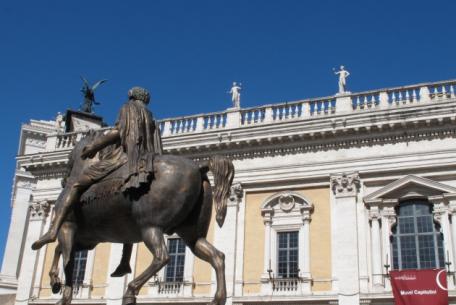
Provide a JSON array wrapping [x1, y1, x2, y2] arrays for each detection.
[[122, 295, 136, 305], [51, 281, 62, 294], [110, 264, 132, 277]]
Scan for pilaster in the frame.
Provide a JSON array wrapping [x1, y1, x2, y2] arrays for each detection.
[[212, 183, 243, 304], [330, 172, 360, 305], [105, 244, 126, 305], [14, 201, 50, 305]]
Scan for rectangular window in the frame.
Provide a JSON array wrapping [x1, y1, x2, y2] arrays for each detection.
[[165, 238, 186, 282], [277, 231, 299, 278], [72, 250, 88, 286]]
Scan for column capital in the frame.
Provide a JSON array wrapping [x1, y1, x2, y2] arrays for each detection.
[[229, 183, 243, 203], [330, 172, 360, 198], [433, 202, 449, 224], [368, 206, 381, 221], [29, 201, 50, 221]]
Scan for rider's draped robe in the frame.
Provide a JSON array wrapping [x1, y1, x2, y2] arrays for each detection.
[[84, 99, 163, 192]]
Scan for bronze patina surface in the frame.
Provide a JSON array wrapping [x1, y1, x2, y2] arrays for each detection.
[[32, 88, 234, 305]]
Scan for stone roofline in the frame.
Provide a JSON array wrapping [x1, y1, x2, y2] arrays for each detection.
[[17, 78, 456, 162]]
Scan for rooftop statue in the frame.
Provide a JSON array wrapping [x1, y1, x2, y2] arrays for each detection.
[[333, 65, 350, 94], [228, 82, 242, 108], [31, 87, 234, 305], [80, 77, 107, 113]]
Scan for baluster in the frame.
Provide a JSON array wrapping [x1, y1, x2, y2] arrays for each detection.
[[355, 96, 360, 109], [391, 91, 396, 104], [450, 84, 455, 98], [397, 91, 403, 104], [404, 90, 410, 104], [281, 106, 286, 119], [433, 86, 438, 99], [442, 85, 447, 99], [412, 89, 417, 103], [363, 95, 368, 108], [294, 104, 299, 117], [216, 115, 221, 128], [192, 118, 197, 131]]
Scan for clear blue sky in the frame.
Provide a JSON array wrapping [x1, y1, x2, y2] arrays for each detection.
[[1, 0, 456, 264]]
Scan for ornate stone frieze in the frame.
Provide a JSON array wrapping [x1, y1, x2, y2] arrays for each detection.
[[330, 172, 360, 198], [16, 179, 34, 190], [25, 137, 46, 148], [29, 201, 50, 220], [177, 123, 456, 161]]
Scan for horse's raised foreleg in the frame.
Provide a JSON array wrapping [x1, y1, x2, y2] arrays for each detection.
[[191, 238, 226, 305], [123, 227, 169, 305], [56, 222, 76, 305], [49, 243, 62, 294]]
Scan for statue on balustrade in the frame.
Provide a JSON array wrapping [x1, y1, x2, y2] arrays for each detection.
[[80, 77, 107, 113], [228, 81, 242, 108], [31, 86, 234, 305], [333, 65, 350, 94]]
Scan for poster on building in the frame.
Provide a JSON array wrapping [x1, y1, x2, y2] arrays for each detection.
[[390, 269, 448, 305]]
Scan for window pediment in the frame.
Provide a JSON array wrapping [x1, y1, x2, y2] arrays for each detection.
[[364, 175, 456, 206], [261, 191, 313, 222]]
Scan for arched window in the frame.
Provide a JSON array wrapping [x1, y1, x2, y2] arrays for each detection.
[[391, 200, 445, 270]]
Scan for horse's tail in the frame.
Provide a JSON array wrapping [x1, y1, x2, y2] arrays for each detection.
[[201, 156, 234, 227]]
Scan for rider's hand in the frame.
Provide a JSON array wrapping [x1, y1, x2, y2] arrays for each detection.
[[81, 145, 97, 159]]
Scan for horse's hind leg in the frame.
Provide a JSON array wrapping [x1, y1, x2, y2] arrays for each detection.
[[56, 222, 76, 305], [49, 243, 62, 294], [186, 237, 226, 305], [123, 227, 169, 305]]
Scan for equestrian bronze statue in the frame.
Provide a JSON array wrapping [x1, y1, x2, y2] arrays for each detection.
[[31, 87, 235, 305]]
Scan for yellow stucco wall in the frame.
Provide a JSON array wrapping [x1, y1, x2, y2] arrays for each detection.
[[193, 206, 216, 296], [242, 187, 332, 294], [91, 243, 111, 297], [135, 242, 154, 295], [242, 191, 270, 294], [39, 242, 57, 297], [300, 188, 332, 291]]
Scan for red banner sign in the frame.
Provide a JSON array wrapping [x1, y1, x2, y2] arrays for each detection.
[[390, 269, 448, 305]]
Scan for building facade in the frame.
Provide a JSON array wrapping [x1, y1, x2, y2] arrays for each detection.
[[2, 79, 456, 305]]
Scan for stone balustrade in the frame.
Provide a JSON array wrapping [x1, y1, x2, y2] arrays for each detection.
[[44, 79, 456, 150]]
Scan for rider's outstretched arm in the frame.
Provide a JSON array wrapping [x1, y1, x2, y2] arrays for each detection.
[[82, 129, 121, 159]]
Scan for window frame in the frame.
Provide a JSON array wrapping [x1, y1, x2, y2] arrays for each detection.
[[392, 200, 445, 270]]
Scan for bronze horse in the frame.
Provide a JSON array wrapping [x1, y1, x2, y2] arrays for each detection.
[[47, 131, 234, 305]]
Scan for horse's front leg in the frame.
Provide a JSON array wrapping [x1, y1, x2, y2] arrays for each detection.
[[49, 243, 62, 294], [56, 222, 76, 305], [123, 227, 169, 305]]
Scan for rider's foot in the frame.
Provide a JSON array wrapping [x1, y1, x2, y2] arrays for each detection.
[[110, 263, 132, 277], [31, 232, 56, 250]]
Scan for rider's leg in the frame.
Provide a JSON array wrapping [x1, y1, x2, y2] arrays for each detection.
[[111, 243, 133, 277], [31, 176, 92, 250]]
